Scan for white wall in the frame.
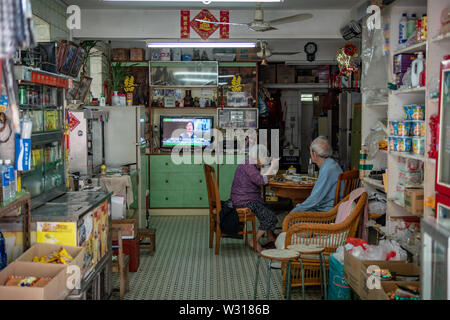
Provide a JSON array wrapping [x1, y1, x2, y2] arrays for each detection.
[[73, 9, 352, 40]]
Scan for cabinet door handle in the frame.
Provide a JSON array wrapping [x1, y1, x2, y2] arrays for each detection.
[[165, 197, 168, 201], [199, 180, 202, 183], [165, 162, 168, 166], [199, 197, 202, 201], [165, 179, 168, 183]]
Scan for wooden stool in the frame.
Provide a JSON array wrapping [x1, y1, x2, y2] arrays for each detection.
[[287, 244, 327, 300], [139, 228, 156, 255], [253, 249, 300, 300]]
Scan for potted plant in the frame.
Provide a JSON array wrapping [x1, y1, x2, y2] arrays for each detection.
[[109, 62, 129, 105]]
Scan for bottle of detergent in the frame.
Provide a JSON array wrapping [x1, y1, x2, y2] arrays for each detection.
[[411, 52, 425, 88], [0, 160, 10, 203], [399, 13, 408, 44]]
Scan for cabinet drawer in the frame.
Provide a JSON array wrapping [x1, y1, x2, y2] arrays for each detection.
[[150, 190, 183, 208], [184, 173, 207, 189], [150, 173, 185, 191], [183, 190, 209, 207], [150, 155, 184, 173]]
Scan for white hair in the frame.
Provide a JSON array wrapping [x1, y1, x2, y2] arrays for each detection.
[[310, 136, 332, 158], [249, 144, 270, 164]]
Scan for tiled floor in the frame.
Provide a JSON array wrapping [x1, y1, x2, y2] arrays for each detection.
[[111, 215, 322, 300]]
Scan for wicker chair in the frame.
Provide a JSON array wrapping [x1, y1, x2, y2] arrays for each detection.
[[204, 164, 257, 255], [334, 169, 361, 206], [281, 191, 368, 293]]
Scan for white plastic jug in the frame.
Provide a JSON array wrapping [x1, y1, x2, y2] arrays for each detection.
[[411, 52, 424, 87]]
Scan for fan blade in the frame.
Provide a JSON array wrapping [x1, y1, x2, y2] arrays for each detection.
[[194, 19, 248, 27], [249, 26, 278, 32], [268, 13, 313, 26], [271, 51, 302, 55]]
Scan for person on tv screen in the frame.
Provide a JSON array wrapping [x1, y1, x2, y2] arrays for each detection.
[[179, 121, 198, 142]]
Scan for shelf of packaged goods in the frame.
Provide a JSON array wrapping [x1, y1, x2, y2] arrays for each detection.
[[363, 177, 385, 192], [263, 83, 329, 89], [394, 41, 427, 55], [372, 224, 420, 256], [150, 85, 218, 89], [431, 32, 450, 43], [112, 62, 148, 67], [31, 131, 63, 146], [392, 87, 426, 95], [388, 151, 425, 161], [149, 107, 218, 110]]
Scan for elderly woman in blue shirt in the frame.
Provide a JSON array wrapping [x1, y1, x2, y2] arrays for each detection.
[[293, 136, 343, 213]]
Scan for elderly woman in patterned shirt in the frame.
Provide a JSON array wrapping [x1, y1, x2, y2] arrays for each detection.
[[230, 145, 278, 253]]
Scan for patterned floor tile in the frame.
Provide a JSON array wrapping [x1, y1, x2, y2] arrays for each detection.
[[110, 215, 323, 300]]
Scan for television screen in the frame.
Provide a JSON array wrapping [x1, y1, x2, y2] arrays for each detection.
[[160, 116, 214, 148]]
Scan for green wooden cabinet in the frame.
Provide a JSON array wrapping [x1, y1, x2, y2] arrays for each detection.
[[150, 155, 208, 208], [149, 155, 243, 208]]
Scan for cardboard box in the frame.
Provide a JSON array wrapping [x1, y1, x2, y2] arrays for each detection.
[[129, 48, 144, 62], [276, 65, 296, 84], [259, 65, 276, 84], [0, 262, 69, 300], [297, 75, 315, 83], [405, 188, 424, 215], [343, 250, 417, 299], [112, 210, 138, 239], [16, 243, 84, 271], [112, 48, 129, 62], [236, 48, 259, 62], [367, 281, 420, 300]]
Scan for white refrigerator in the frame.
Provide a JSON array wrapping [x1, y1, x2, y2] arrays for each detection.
[[86, 106, 149, 227]]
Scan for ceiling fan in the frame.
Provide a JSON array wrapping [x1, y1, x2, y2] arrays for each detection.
[[195, 3, 313, 32], [256, 40, 302, 64]]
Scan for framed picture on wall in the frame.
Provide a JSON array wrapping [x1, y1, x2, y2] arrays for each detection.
[[75, 75, 93, 103], [69, 46, 86, 78], [59, 42, 79, 75]]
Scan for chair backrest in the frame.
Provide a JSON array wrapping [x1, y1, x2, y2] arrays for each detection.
[[286, 192, 368, 255], [204, 164, 222, 221], [111, 226, 124, 269], [334, 169, 360, 206]]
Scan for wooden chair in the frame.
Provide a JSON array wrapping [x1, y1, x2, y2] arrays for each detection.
[[204, 164, 257, 255], [281, 192, 368, 294], [334, 169, 360, 206], [111, 226, 130, 300]]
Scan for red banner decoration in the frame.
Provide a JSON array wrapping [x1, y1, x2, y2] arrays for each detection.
[[180, 10, 190, 39], [220, 11, 230, 39], [68, 112, 81, 132], [31, 71, 67, 88], [190, 9, 219, 40]]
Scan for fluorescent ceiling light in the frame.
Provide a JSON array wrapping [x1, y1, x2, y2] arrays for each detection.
[[105, 0, 282, 2], [147, 40, 256, 48]]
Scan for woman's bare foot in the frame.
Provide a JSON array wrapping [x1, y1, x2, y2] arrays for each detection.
[[248, 239, 263, 253]]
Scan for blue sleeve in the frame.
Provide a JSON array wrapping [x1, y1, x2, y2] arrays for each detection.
[[292, 175, 329, 212]]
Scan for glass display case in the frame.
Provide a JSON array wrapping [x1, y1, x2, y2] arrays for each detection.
[[17, 71, 66, 202], [149, 61, 219, 108], [218, 62, 258, 108], [436, 57, 450, 197], [149, 61, 218, 87], [421, 216, 450, 300]]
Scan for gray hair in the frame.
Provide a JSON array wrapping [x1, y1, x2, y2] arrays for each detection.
[[249, 144, 270, 164], [310, 136, 332, 158]]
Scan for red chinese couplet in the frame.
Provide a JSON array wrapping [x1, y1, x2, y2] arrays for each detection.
[[220, 11, 230, 39], [181, 10, 190, 39]]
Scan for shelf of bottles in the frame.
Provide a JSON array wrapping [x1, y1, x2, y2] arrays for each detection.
[[17, 83, 65, 198]]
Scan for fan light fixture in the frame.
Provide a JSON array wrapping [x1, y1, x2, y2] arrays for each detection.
[[147, 39, 256, 48]]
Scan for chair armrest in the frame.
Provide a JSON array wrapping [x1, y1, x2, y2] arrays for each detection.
[[285, 222, 351, 253], [282, 210, 338, 232]]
